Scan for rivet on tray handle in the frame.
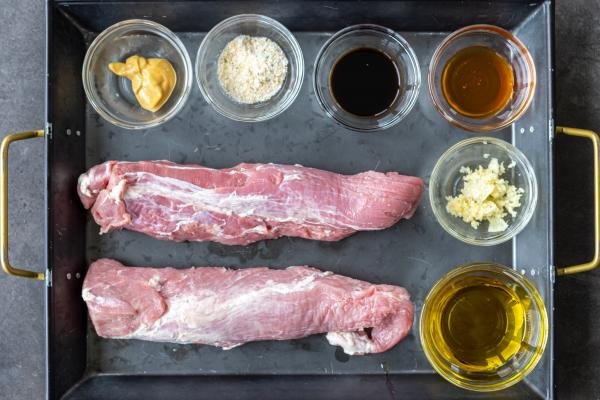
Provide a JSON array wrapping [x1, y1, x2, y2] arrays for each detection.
[[556, 126, 600, 276], [1, 130, 45, 280]]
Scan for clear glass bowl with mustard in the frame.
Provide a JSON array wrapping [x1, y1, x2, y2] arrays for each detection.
[[429, 24, 536, 132], [83, 19, 193, 129], [429, 137, 538, 246], [420, 263, 548, 391]]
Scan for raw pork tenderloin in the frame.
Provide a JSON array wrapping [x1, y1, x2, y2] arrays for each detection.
[[78, 161, 424, 245], [83, 258, 414, 355]]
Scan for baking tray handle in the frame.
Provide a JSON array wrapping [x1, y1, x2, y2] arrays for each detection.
[[556, 126, 600, 276], [1, 130, 45, 280]]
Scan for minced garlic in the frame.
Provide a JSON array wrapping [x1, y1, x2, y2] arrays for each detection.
[[446, 158, 524, 232], [217, 35, 288, 104]]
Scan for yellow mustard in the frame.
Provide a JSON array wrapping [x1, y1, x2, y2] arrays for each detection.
[[108, 55, 177, 112]]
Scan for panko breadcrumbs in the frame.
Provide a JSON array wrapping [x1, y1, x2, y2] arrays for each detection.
[[217, 35, 288, 104]]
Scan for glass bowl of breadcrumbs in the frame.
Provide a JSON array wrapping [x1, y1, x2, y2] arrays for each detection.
[[196, 14, 304, 122]]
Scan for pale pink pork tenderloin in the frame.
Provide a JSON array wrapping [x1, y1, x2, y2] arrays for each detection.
[[83, 258, 414, 355], [78, 161, 424, 245]]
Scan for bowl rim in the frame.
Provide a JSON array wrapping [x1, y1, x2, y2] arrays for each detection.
[[195, 13, 305, 122], [312, 23, 421, 132], [82, 19, 193, 130], [428, 24, 536, 133], [428, 136, 538, 246], [419, 262, 549, 392]]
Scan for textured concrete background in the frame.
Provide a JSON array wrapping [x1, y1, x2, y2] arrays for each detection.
[[0, 0, 598, 399]]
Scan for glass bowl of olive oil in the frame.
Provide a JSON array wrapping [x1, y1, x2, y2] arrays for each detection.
[[420, 263, 548, 391], [428, 25, 535, 132]]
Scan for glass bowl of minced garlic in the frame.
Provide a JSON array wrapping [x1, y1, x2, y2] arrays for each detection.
[[429, 137, 537, 246]]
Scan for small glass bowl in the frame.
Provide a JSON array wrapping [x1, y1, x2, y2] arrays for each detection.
[[313, 24, 421, 132], [420, 263, 548, 391], [196, 14, 304, 122], [429, 24, 535, 132], [82, 19, 193, 129], [429, 137, 537, 246]]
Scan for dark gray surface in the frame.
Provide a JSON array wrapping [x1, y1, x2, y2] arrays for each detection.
[[553, 1, 600, 399], [0, 2, 47, 400], [0, 1, 597, 399]]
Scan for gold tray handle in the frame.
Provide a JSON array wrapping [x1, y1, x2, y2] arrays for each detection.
[[1, 130, 45, 280], [556, 126, 600, 276]]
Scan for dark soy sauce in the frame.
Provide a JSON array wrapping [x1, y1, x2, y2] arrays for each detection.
[[330, 48, 400, 117]]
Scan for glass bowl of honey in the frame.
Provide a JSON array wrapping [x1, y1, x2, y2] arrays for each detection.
[[429, 25, 535, 132], [314, 24, 421, 132], [420, 263, 548, 391]]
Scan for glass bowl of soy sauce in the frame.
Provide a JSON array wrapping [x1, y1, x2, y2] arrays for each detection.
[[314, 24, 421, 132]]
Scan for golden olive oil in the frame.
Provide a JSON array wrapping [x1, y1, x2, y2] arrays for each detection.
[[421, 265, 548, 391], [437, 281, 525, 371]]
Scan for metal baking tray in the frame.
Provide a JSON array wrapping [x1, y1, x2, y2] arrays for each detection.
[[1, 0, 578, 399]]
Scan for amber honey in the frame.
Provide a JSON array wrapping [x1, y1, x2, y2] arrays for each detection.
[[441, 46, 515, 118]]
